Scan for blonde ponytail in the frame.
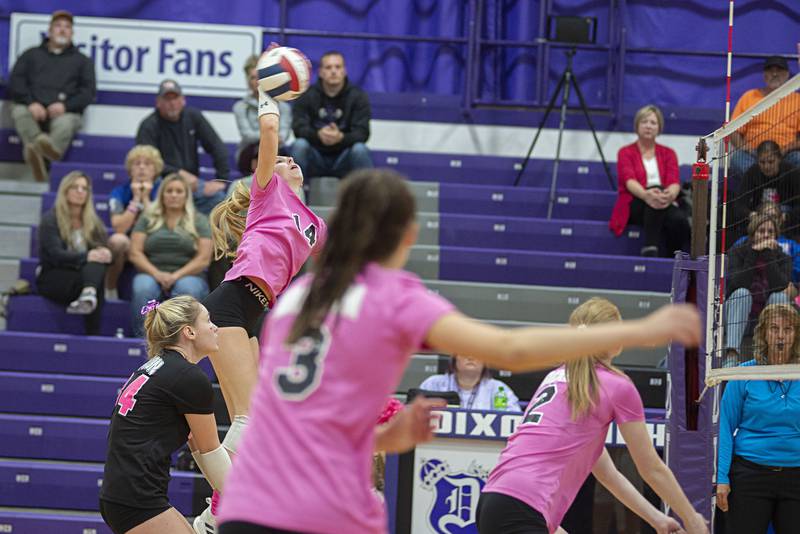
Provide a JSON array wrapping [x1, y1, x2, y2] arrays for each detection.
[[565, 297, 622, 420], [210, 180, 250, 261]]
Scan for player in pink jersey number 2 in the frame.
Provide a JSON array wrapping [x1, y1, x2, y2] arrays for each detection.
[[479, 298, 708, 534]]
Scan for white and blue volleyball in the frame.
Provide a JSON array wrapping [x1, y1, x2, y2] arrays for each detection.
[[257, 47, 311, 102]]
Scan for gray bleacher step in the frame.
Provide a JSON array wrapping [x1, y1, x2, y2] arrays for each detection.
[[308, 179, 438, 211], [0, 225, 31, 259], [311, 206, 439, 246], [0, 259, 21, 292], [0, 177, 47, 195], [423, 279, 670, 324], [0, 193, 41, 226]]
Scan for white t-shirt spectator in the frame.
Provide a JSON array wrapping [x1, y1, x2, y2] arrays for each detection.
[[419, 374, 522, 412]]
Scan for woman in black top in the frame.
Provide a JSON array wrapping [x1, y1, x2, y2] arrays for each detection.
[[38, 170, 110, 334], [100, 295, 230, 533]]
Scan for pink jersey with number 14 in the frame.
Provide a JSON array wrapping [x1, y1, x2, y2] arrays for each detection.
[[218, 263, 455, 533], [483, 364, 645, 533], [224, 174, 327, 298]]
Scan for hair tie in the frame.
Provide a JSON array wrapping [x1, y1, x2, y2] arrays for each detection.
[[140, 299, 160, 315], [377, 398, 404, 425]]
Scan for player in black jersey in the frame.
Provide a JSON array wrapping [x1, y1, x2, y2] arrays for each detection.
[[100, 295, 231, 534]]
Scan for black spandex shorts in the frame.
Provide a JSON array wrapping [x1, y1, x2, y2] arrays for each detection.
[[203, 277, 271, 338], [219, 521, 307, 534], [476, 491, 549, 534], [99, 499, 170, 534]]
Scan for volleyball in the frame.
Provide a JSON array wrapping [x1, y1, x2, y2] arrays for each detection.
[[256, 47, 312, 102]]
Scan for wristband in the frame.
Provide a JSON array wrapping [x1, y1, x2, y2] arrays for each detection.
[[127, 201, 143, 214], [258, 86, 280, 118]]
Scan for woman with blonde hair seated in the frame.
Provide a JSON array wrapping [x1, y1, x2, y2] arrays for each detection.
[[129, 173, 212, 337], [106, 145, 164, 300], [37, 170, 111, 334], [609, 104, 690, 257]]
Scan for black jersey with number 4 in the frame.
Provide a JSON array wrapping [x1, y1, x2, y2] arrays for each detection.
[[100, 350, 214, 508]]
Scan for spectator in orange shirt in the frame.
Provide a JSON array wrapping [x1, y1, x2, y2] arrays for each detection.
[[729, 56, 800, 178]]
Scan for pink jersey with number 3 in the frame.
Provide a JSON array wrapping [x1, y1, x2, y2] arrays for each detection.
[[483, 365, 645, 533], [218, 263, 455, 533], [224, 174, 327, 298]]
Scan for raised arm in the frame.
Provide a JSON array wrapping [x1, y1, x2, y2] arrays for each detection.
[[425, 304, 700, 373]]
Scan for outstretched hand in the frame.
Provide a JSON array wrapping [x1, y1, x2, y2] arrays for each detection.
[[639, 304, 701, 348], [375, 396, 446, 454]]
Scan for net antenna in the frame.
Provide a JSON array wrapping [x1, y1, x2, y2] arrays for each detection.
[[705, 71, 800, 386]]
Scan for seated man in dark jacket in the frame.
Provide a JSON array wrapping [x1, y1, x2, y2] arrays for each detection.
[[291, 51, 373, 181], [135, 79, 229, 214], [729, 140, 800, 243], [8, 10, 96, 182]]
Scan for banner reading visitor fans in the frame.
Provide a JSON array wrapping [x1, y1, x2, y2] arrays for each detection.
[[8, 13, 261, 98]]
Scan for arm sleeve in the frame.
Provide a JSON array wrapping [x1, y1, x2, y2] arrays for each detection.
[[171, 365, 215, 414], [616, 147, 637, 191], [393, 281, 456, 351], [133, 215, 149, 233], [765, 249, 792, 289], [39, 213, 86, 268], [660, 146, 680, 187], [291, 93, 318, 142], [419, 375, 449, 391], [8, 51, 33, 105], [63, 56, 96, 113], [233, 100, 260, 146], [340, 91, 371, 148], [726, 246, 752, 292], [109, 186, 127, 215], [195, 214, 212, 238], [717, 382, 745, 484], [194, 111, 230, 180], [611, 377, 646, 424]]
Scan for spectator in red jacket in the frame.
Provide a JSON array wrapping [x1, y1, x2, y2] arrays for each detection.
[[609, 105, 690, 257]]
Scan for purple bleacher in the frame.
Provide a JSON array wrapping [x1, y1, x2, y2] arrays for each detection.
[[6, 295, 131, 336], [0, 371, 124, 417], [0, 331, 217, 380], [49, 161, 219, 194], [0, 509, 112, 534], [0, 414, 109, 463], [0, 332, 146, 377], [438, 184, 616, 220], [41, 191, 111, 225], [438, 247, 673, 292], [439, 214, 643, 255], [0, 459, 198, 513]]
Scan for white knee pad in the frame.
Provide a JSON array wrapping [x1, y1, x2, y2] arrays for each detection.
[[222, 415, 250, 455]]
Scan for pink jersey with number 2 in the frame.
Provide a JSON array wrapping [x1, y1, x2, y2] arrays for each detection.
[[218, 263, 455, 533], [483, 365, 645, 533], [224, 174, 326, 298]]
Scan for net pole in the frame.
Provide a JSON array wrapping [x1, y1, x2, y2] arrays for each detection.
[[704, 137, 719, 383], [714, 0, 735, 370]]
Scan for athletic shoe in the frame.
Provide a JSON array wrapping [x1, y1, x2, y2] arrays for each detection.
[[640, 245, 659, 257], [192, 502, 215, 534], [23, 143, 48, 182], [66, 287, 97, 315]]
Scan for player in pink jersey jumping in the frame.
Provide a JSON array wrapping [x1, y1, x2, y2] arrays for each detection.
[[197, 50, 326, 533], [214, 170, 701, 534], [479, 297, 708, 534]]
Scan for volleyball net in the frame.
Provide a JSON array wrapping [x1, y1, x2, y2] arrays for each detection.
[[704, 71, 800, 386]]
